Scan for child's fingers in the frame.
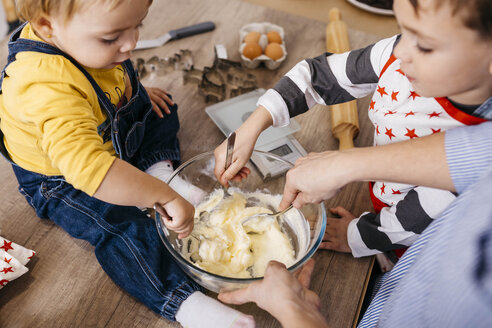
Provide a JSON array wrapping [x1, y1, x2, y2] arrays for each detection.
[[148, 88, 174, 106], [323, 229, 332, 239], [319, 241, 335, 250], [214, 148, 227, 186], [151, 100, 164, 118], [329, 206, 351, 217], [230, 167, 251, 182], [154, 88, 174, 106], [240, 166, 251, 176], [162, 215, 192, 235], [322, 219, 352, 253], [173, 223, 193, 239], [178, 230, 192, 239], [222, 159, 244, 185], [152, 96, 171, 115], [323, 225, 338, 241]]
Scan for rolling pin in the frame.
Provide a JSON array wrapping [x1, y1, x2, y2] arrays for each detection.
[[326, 8, 359, 150]]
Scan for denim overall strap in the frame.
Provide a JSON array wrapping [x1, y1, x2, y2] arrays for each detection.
[[0, 23, 181, 170], [7, 30, 126, 150], [0, 24, 125, 156]]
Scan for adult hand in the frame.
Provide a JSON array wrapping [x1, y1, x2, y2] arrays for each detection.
[[145, 87, 174, 118], [280, 151, 355, 210], [218, 260, 328, 328], [280, 133, 453, 211]]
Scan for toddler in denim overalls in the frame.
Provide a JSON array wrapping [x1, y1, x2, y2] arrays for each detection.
[[0, 1, 255, 327]]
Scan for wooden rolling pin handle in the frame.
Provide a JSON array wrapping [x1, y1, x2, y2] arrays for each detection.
[[326, 8, 359, 150], [333, 124, 357, 150], [326, 8, 350, 54], [328, 7, 341, 21]]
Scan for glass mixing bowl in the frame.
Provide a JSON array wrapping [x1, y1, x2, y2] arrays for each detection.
[[154, 150, 326, 293]]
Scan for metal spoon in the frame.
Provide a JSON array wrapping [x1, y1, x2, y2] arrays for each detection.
[[224, 131, 235, 172], [222, 132, 236, 196], [241, 204, 294, 225]]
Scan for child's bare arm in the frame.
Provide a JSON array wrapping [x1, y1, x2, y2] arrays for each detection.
[[93, 158, 194, 238]]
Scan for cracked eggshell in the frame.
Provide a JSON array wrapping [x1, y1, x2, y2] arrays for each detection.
[[239, 22, 287, 70]]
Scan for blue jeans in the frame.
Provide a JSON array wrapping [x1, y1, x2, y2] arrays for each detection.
[[1, 23, 201, 320], [13, 164, 201, 319]]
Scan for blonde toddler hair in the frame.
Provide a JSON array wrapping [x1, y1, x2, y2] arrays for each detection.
[[16, 0, 152, 22]]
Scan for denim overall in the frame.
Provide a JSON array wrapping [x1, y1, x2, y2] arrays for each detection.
[[0, 24, 200, 320]]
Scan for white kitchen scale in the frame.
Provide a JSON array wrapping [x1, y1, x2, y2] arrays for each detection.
[[205, 88, 307, 179]]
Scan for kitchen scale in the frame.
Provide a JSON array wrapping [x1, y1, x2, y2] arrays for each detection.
[[205, 88, 307, 179]]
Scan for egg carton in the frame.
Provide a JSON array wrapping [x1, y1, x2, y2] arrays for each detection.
[[239, 22, 287, 70]]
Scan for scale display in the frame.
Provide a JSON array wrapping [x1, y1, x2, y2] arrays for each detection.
[[206, 89, 307, 178], [269, 144, 293, 158]]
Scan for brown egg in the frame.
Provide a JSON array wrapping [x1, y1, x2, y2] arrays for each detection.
[[243, 31, 261, 44], [242, 42, 263, 60], [266, 31, 282, 44], [264, 43, 283, 61]]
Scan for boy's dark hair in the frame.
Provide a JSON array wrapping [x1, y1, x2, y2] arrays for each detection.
[[409, 0, 492, 39]]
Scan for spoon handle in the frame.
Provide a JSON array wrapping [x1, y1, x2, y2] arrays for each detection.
[[275, 204, 293, 217], [225, 131, 236, 171]]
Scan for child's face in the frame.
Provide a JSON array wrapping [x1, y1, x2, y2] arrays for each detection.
[[393, 0, 492, 104], [49, 0, 150, 69]]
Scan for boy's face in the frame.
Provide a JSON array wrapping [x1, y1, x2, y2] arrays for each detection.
[[49, 0, 150, 69], [393, 0, 492, 104]]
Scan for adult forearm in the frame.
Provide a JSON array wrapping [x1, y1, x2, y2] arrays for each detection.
[[343, 132, 454, 192], [93, 158, 178, 208]]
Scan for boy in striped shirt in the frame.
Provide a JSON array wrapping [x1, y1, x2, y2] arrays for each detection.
[[214, 0, 492, 264]]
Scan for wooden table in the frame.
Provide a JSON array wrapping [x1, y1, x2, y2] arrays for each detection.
[[0, 0, 379, 326]]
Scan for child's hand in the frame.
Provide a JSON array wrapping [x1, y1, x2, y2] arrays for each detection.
[[145, 87, 174, 118], [213, 106, 273, 187], [159, 195, 195, 239], [319, 206, 354, 253], [214, 136, 252, 188]]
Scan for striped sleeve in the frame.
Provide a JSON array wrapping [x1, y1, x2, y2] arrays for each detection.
[[445, 120, 492, 194], [350, 117, 492, 257], [257, 35, 399, 127], [348, 187, 456, 257]]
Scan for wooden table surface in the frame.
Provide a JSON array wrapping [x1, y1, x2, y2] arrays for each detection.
[[0, 0, 380, 327]]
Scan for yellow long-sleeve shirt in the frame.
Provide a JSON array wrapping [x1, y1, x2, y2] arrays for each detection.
[[0, 24, 126, 195]]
